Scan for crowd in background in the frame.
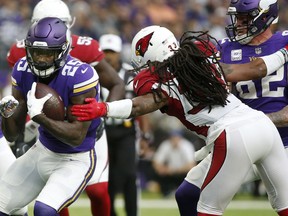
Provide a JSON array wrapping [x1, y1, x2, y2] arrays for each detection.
[[1, 0, 288, 196], [1, 0, 288, 75]]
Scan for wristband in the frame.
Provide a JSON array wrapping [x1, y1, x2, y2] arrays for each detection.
[[106, 99, 132, 118], [260, 49, 287, 75]]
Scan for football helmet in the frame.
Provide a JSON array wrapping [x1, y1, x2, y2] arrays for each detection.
[[225, 0, 278, 44], [131, 25, 179, 68], [31, 0, 75, 28], [25, 17, 71, 78]]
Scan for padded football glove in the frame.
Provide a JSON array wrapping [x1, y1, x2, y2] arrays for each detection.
[[0, 95, 19, 118]]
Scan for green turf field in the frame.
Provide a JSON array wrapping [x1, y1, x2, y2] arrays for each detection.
[[27, 192, 278, 216], [28, 206, 277, 216]]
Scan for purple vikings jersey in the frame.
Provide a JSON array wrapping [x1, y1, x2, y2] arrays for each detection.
[[11, 55, 101, 153], [218, 31, 288, 147]]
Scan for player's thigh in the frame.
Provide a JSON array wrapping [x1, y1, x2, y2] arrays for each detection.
[[37, 150, 95, 211], [185, 154, 211, 188], [256, 130, 288, 210], [0, 145, 44, 214], [0, 136, 16, 176], [88, 130, 109, 184], [198, 128, 255, 215]]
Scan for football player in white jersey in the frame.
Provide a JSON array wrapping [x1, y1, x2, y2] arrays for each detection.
[[71, 26, 288, 216]]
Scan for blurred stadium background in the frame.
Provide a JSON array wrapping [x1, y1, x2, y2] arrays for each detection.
[[1, 0, 288, 215]]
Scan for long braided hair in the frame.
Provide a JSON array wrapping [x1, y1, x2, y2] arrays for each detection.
[[136, 31, 229, 110]]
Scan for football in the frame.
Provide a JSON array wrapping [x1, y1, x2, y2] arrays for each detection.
[[35, 82, 65, 121]]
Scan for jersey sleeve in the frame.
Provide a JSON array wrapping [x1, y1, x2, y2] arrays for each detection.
[[7, 40, 26, 68], [70, 35, 105, 66], [133, 69, 159, 96], [11, 57, 30, 85], [10, 57, 36, 98], [69, 61, 100, 98]]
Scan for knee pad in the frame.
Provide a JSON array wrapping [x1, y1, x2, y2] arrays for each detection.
[[34, 201, 58, 216]]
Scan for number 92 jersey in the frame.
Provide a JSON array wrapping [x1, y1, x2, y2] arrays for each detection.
[[11, 55, 101, 153], [217, 31, 288, 146]]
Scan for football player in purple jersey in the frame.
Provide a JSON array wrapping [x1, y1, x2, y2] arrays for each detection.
[[6, 1, 126, 215], [71, 25, 288, 216], [0, 17, 101, 216], [220, 0, 288, 137]]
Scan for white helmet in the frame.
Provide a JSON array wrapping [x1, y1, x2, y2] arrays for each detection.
[[131, 25, 179, 68], [31, 0, 74, 28]]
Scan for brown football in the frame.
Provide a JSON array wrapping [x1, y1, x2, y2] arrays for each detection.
[[35, 82, 65, 121]]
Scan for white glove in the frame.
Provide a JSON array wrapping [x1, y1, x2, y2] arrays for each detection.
[[0, 95, 19, 118], [27, 82, 52, 119]]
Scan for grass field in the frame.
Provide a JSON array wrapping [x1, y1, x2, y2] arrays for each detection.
[[64, 205, 277, 216], [27, 191, 278, 216]]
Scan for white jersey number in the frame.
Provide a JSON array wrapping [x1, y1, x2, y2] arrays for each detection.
[[236, 67, 285, 99], [76, 36, 92, 46]]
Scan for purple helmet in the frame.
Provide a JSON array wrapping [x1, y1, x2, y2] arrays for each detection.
[[225, 0, 278, 44], [25, 17, 71, 78]]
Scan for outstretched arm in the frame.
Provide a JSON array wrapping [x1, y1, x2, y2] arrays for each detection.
[[222, 47, 288, 82], [71, 92, 168, 121], [221, 58, 267, 82]]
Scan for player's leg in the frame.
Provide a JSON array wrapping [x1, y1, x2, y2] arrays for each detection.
[[121, 135, 138, 216], [108, 145, 119, 216], [0, 136, 29, 215], [0, 136, 16, 175], [0, 141, 45, 215], [197, 126, 258, 215], [124, 174, 138, 216], [86, 182, 110, 216], [35, 145, 96, 216], [198, 113, 288, 215], [175, 155, 211, 216], [253, 120, 288, 215], [58, 207, 69, 216], [85, 130, 110, 216]]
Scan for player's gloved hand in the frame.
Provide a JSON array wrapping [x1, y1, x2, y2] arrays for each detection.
[[71, 98, 107, 121], [0, 95, 19, 118], [27, 82, 52, 119]]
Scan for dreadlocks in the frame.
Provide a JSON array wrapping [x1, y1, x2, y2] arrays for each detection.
[[151, 31, 229, 109]]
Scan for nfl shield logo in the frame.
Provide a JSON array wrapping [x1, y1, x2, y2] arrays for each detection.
[[255, 47, 262, 54]]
